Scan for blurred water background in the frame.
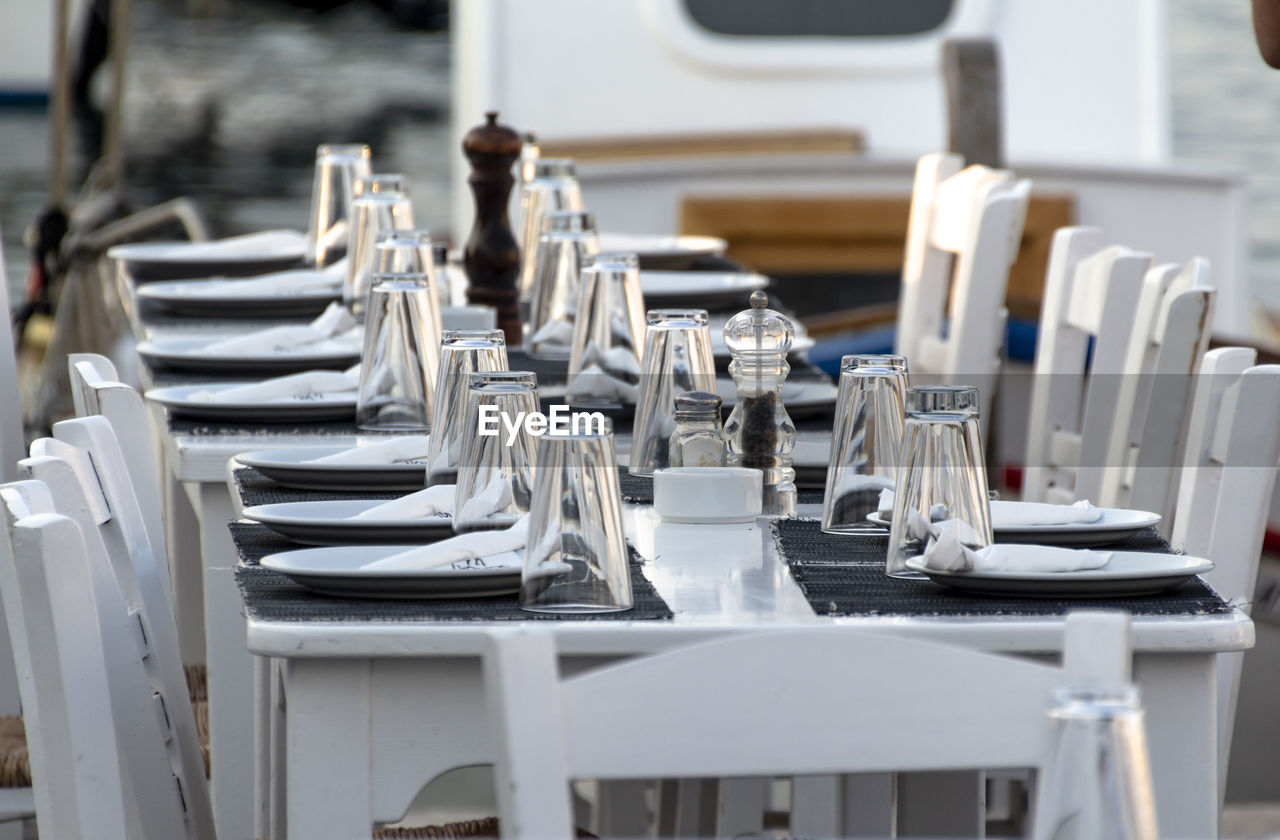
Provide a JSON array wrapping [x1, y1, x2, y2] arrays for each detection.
[[0, 0, 1277, 309]]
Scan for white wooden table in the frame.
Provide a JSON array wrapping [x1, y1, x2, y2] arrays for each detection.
[[232, 497, 1253, 840]]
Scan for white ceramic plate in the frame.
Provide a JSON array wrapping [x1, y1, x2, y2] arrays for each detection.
[[137, 336, 361, 374], [147, 384, 356, 422], [866, 505, 1162, 547], [136, 277, 339, 317], [260, 545, 522, 599], [597, 233, 727, 268], [237, 446, 428, 491], [639, 270, 767, 306], [242, 500, 454, 545], [110, 229, 308, 281], [716, 379, 837, 419], [905, 551, 1213, 597]]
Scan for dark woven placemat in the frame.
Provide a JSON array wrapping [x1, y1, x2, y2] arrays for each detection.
[[617, 470, 823, 505], [232, 465, 403, 506], [231, 521, 673, 621], [771, 518, 1233, 617]]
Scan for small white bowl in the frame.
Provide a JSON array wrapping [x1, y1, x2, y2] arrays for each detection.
[[653, 467, 762, 524]]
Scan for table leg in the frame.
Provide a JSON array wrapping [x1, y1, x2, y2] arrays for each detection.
[[165, 450, 204, 664], [286, 659, 375, 839], [1136, 653, 1219, 838], [253, 654, 272, 840], [188, 481, 256, 840]]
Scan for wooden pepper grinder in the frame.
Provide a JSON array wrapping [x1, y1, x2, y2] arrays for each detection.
[[462, 111, 522, 344]]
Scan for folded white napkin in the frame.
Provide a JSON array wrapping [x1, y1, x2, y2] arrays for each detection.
[[529, 318, 575, 348], [189, 259, 346, 296], [307, 434, 430, 465], [351, 484, 455, 520], [187, 369, 358, 404], [202, 302, 355, 355], [878, 489, 947, 524], [114, 229, 307, 261], [456, 472, 516, 523], [989, 499, 1102, 527], [876, 490, 1102, 529], [921, 531, 1111, 573], [359, 515, 530, 572], [566, 364, 639, 403]]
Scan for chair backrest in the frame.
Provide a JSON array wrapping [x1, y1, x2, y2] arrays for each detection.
[[0, 230, 25, 484], [1171, 348, 1280, 789], [484, 613, 1133, 838], [66, 352, 166, 558], [0, 482, 92, 838], [1101, 259, 1215, 522], [0, 497, 189, 839], [894, 152, 1032, 424], [20, 419, 213, 839], [1023, 228, 1152, 505]]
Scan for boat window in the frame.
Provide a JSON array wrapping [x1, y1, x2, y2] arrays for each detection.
[[682, 0, 955, 38]]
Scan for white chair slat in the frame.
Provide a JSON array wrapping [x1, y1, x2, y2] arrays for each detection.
[[20, 419, 212, 840], [67, 353, 167, 564], [486, 614, 1133, 839], [1024, 230, 1150, 505]]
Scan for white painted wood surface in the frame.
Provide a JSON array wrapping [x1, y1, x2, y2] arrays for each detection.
[[484, 615, 1130, 838], [68, 353, 167, 561], [20, 421, 215, 840], [229, 494, 1247, 838], [1024, 228, 1151, 506], [894, 152, 1031, 427], [1173, 348, 1280, 800], [1103, 259, 1215, 523]]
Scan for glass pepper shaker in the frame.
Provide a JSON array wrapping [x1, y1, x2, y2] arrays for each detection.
[[723, 291, 797, 516], [668, 391, 728, 467]]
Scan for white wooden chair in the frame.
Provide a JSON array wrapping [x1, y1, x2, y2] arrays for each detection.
[[894, 152, 1032, 425], [1171, 348, 1280, 799], [67, 352, 167, 569], [0, 503, 190, 839], [484, 613, 1136, 839], [1023, 227, 1152, 506], [1102, 259, 1215, 523], [20, 416, 215, 840]]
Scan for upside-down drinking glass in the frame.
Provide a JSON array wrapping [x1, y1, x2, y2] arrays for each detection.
[[565, 252, 645, 408], [355, 277, 439, 431], [526, 210, 599, 359], [453, 371, 539, 533], [344, 174, 415, 320], [519, 423, 633, 613], [517, 158, 583, 300], [375, 230, 443, 336], [885, 385, 992, 578], [1031, 686, 1159, 840], [628, 309, 717, 476], [822, 354, 909, 534], [425, 329, 509, 486], [306, 143, 372, 268]]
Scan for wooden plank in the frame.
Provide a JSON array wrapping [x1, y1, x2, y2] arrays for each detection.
[[680, 194, 1075, 321], [539, 128, 865, 162]]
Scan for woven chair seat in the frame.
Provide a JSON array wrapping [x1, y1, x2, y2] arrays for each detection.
[[0, 664, 212, 788]]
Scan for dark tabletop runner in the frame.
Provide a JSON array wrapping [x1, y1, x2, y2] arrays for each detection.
[[231, 521, 673, 622], [770, 518, 1234, 618]]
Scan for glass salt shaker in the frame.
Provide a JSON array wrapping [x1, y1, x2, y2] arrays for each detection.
[[723, 291, 797, 516], [668, 391, 728, 467]]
